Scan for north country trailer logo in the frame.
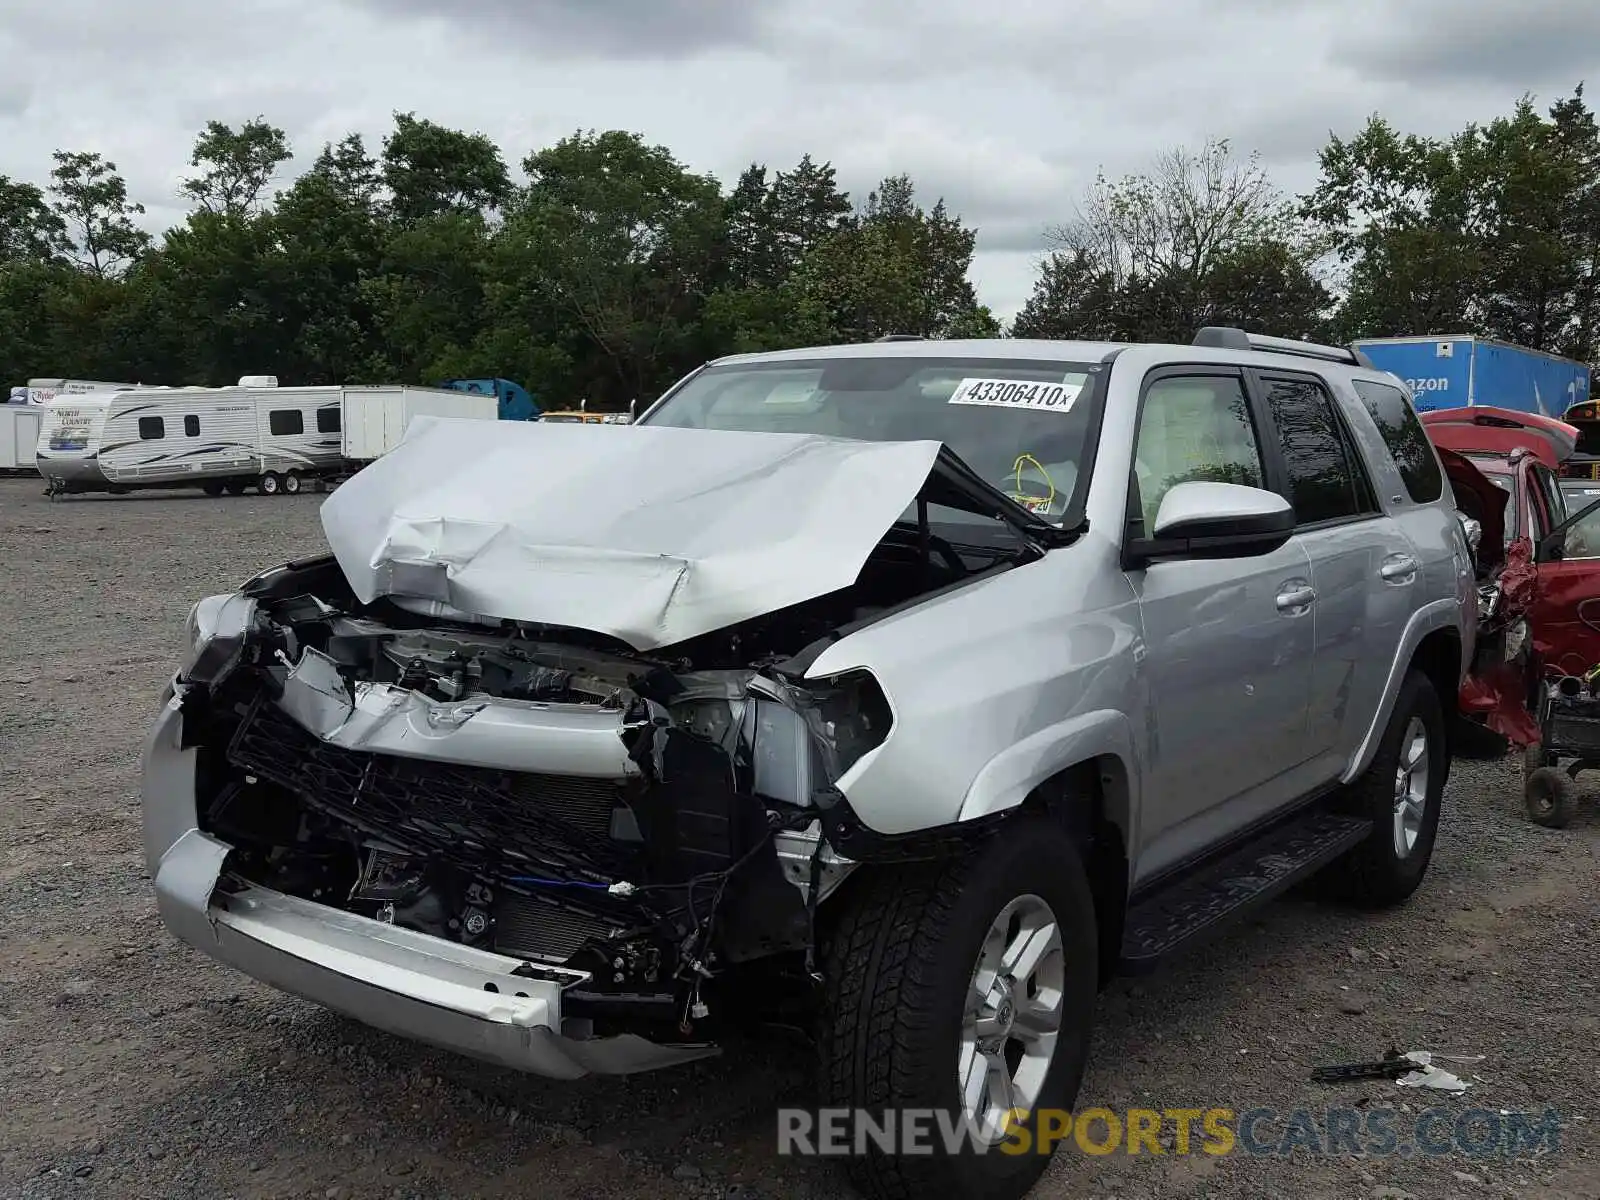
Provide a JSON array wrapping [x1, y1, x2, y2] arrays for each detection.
[[775, 1106, 1564, 1158]]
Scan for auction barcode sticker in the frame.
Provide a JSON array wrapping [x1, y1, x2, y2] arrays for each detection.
[[948, 377, 1081, 413]]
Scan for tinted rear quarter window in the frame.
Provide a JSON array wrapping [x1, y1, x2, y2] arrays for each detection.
[[1261, 376, 1372, 525], [137, 416, 164, 440], [316, 407, 341, 433], [1352, 379, 1443, 503]]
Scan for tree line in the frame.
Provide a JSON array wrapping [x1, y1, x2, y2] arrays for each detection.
[[1017, 85, 1600, 370], [0, 85, 1594, 411]]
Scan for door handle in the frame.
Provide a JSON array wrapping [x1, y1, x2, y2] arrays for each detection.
[[1276, 585, 1317, 614], [1380, 554, 1419, 583]]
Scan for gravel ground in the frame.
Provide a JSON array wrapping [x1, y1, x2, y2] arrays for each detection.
[[2, 474, 1599, 1200]]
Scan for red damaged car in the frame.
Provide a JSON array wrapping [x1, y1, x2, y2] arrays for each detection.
[[1422, 408, 1600, 811]]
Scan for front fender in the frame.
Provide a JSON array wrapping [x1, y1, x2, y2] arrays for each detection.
[[957, 708, 1139, 845]]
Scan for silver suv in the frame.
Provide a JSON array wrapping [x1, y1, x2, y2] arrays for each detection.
[[142, 328, 1476, 1200]]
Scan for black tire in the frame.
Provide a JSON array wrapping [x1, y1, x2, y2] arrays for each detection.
[[1525, 767, 1576, 829], [818, 819, 1098, 1200], [258, 472, 281, 495], [282, 471, 302, 495], [201, 481, 225, 497], [1323, 669, 1446, 908]]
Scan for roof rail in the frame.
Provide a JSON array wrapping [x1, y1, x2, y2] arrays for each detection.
[[1193, 326, 1375, 370], [875, 333, 926, 342]]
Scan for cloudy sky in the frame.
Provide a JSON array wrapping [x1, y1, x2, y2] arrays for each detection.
[[1, 0, 1596, 319]]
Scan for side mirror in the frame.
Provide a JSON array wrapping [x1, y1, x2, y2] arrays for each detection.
[[1126, 481, 1296, 566]]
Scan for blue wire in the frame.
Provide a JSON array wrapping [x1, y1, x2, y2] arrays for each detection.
[[507, 875, 611, 891]]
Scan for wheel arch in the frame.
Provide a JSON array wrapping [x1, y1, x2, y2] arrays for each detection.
[[1342, 601, 1465, 784]]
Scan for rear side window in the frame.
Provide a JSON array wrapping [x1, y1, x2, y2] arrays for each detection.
[[137, 416, 164, 440], [316, 407, 341, 433], [269, 409, 304, 436], [1353, 379, 1443, 503], [183, 414, 200, 437], [1261, 376, 1373, 525]]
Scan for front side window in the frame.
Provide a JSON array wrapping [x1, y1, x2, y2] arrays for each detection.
[[1562, 485, 1600, 558], [1353, 378, 1443, 503], [643, 356, 1100, 525], [1261, 376, 1372, 525], [316, 407, 341, 433], [1132, 373, 1265, 531], [183, 414, 200, 437], [137, 416, 164, 440]]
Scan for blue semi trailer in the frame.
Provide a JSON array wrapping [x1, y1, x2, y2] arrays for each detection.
[[1353, 335, 1591, 416], [438, 377, 541, 421]]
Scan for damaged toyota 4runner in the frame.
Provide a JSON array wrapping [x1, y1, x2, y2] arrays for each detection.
[[143, 329, 1476, 1200]]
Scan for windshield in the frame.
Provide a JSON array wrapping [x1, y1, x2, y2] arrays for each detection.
[[641, 356, 1102, 525]]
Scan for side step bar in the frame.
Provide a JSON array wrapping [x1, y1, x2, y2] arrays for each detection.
[[1118, 811, 1372, 974]]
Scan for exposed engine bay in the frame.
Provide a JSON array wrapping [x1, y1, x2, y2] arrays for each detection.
[[179, 521, 1029, 1040]]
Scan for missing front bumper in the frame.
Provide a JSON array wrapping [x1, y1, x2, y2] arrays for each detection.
[[142, 699, 720, 1079]]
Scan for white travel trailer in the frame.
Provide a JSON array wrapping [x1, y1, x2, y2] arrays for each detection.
[[35, 378, 493, 497], [26, 377, 149, 405]]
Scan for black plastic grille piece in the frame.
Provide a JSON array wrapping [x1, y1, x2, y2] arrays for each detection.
[[227, 697, 641, 889]]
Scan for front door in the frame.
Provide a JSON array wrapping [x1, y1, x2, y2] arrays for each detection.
[[1127, 367, 1317, 881], [1533, 485, 1600, 677]]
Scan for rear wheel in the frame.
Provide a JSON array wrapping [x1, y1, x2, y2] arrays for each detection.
[[819, 819, 1098, 1200], [1322, 669, 1446, 907], [282, 471, 302, 495], [258, 471, 281, 496]]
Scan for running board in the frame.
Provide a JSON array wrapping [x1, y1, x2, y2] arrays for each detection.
[[1118, 811, 1372, 974]]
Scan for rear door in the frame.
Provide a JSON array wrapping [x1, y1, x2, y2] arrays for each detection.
[[1249, 370, 1422, 774]]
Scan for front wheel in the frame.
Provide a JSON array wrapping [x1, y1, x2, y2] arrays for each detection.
[[1323, 669, 1446, 907], [819, 819, 1098, 1200], [258, 471, 281, 496]]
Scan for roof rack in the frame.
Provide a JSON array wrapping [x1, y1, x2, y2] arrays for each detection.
[[1193, 326, 1375, 370], [875, 333, 926, 342]]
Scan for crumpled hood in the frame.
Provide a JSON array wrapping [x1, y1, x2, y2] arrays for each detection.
[[320, 416, 943, 650]]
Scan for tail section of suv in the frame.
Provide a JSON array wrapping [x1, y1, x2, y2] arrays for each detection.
[[142, 327, 1474, 1200]]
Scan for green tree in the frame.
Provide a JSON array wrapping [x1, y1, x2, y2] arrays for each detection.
[[180, 118, 292, 216], [798, 174, 995, 340], [505, 130, 724, 405], [0, 176, 66, 263], [1305, 90, 1600, 363], [382, 112, 511, 225], [47, 151, 151, 277], [268, 135, 390, 382], [364, 212, 493, 380], [1022, 138, 1326, 342]]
